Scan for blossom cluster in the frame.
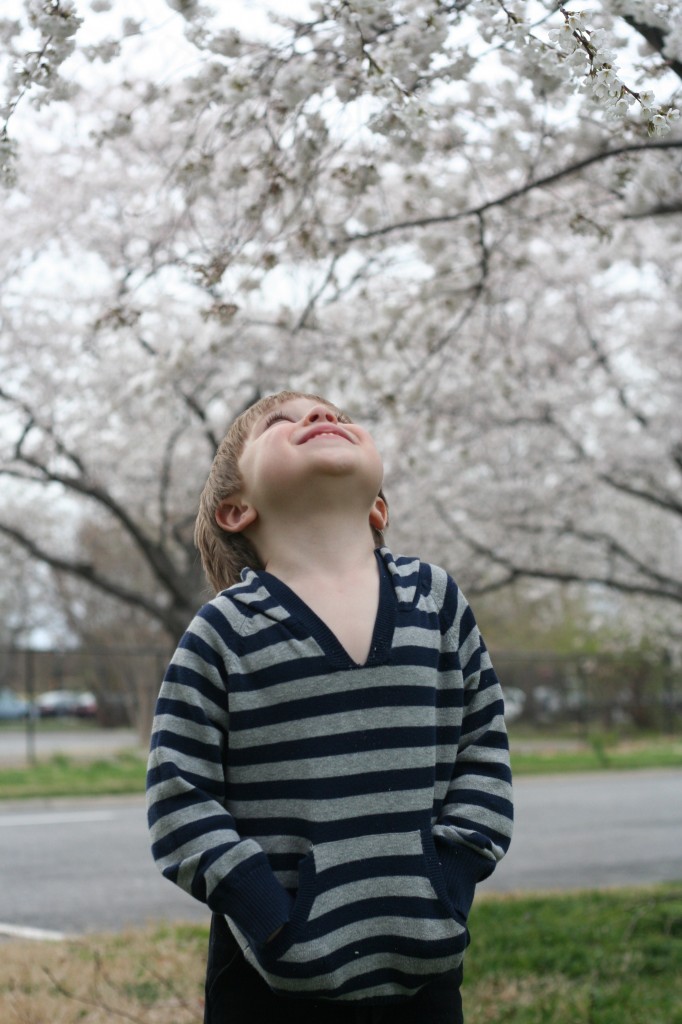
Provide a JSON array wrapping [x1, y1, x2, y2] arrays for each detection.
[[547, 8, 680, 135], [1, 0, 681, 191], [0, 128, 16, 187], [465, 2, 680, 135], [1, 0, 82, 182]]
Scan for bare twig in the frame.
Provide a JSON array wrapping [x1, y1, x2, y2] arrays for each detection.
[[42, 965, 148, 1024]]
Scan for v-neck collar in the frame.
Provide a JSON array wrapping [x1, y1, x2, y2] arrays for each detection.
[[257, 549, 397, 669]]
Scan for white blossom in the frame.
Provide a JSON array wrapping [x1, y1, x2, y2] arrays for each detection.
[[0, 0, 680, 643], [205, 29, 242, 58]]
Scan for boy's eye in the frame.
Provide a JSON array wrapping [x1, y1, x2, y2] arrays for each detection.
[[263, 411, 293, 429]]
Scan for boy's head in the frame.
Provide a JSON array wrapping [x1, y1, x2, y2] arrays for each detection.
[[195, 390, 388, 593]]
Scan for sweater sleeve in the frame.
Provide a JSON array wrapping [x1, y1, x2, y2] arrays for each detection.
[[432, 575, 513, 919], [146, 602, 294, 946]]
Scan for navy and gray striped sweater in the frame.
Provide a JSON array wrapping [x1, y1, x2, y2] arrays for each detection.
[[146, 547, 513, 1004]]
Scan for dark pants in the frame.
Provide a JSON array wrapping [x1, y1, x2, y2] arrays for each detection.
[[204, 915, 464, 1024]]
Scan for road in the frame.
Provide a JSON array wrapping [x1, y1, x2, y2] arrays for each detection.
[[0, 770, 680, 938]]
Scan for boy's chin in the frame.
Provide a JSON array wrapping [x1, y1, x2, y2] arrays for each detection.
[[269, 468, 381, 507]]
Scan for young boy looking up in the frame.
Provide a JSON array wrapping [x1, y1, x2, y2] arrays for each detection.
[[147, 390, 513, 1024]]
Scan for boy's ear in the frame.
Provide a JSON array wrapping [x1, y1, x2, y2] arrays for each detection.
[[369, 496, 389, 532], [215, 499, 258, 534]]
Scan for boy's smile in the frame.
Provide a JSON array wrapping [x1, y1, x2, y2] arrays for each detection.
[[250, 400, 366, 448], [296, 422, 355, 444], [216, 397, 386, 537]]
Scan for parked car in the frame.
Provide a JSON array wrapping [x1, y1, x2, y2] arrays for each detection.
[[34, 689, 97, 718], [0, 688, 32, 720], [501, 685, 526, 722], [73, 691, 98, 718]]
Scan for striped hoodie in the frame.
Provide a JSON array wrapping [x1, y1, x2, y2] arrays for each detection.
[[146, 547, 513, 1004]]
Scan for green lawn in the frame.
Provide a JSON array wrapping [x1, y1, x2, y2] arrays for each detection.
[[1, 735, 679, 1024], [509, 735, 682, 774], [0, 750, 147, 799], [466, 884, 682, 1023], [1, 886, 680, 1023], [0, 731, 680, 800]]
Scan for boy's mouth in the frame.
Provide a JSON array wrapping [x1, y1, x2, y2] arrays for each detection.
[[298, 425, 354, 444]]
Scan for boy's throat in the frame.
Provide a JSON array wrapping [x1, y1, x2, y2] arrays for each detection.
[[289, 572, 380, 666], [268, 556, 381, 667]]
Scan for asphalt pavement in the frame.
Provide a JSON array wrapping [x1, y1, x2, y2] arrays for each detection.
[[0, 769, 680, 939]]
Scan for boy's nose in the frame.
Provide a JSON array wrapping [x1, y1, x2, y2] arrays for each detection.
[[304, 405, 338, 425]]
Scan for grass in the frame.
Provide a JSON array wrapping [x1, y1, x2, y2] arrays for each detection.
[[509, 733, 682, 775], [0, 886, 680, 1023], [465, 883, 682, 1024], [0, 751, 147, 799], [1, 732, 678, 1023], [0, 922, 207, 1024], [0, 731, 680, 801]]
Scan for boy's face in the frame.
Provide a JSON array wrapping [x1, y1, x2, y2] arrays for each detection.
[[224, 396, 385, 527]]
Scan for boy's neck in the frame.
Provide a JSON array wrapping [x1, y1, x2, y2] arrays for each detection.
[[256, 507, 379, 585]]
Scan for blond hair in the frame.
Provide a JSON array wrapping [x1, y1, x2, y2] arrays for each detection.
[[195, 390, 388, 593]]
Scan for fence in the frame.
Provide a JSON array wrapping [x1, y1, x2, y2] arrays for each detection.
[[1, 645, 681, 738], [0, 646, 171, 741], [494, 650, 681, 733]]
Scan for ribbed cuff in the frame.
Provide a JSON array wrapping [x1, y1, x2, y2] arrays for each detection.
[[211, 853, 294, 947], [434, 837, 494, 920]]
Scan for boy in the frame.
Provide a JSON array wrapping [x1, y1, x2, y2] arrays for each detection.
[[147, 390, 513, 1024]]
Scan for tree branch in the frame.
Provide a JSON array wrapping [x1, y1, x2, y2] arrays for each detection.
[[575, 305, 649, 428], [341, 140, 682, 243], [471, 562, 682, 603], [2, 463, 192, 623], [544, 412, 682, 518], [0, 521, 173, 629], [623, 15, 682, 83], [1, 458, 188, 604], [1, 385, 86, 476], [433, 498, 682, 605], [598, 473, 682, 518]]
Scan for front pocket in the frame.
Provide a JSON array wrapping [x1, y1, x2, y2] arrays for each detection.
[[246, 830, 469, 1001], [254, 848, 319, 965], [419, 828, 468, 925]]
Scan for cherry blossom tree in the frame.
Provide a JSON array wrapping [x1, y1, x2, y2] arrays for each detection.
[[0, 0, 680, 645]]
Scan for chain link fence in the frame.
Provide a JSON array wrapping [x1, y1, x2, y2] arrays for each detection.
[[1, 646, 681, 739], [0, 646, 171, 741], [494, 650, 681, 733]]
